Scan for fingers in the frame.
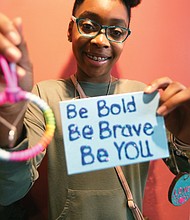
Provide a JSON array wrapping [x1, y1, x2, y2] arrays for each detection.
[[0, 14, 21, 44], [0, 13, 33, 91], [0, 34, 21, 61], [0, 13, 22, 62], [16, 35, 34, 91], [144, 76, 190, 116], [144, 77, 173, 93], [158, 81, 186, 104], [157, 87, 190, 116]]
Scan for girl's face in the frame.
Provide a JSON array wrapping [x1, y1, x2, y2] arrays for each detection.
[[68, 0, 129, 82]]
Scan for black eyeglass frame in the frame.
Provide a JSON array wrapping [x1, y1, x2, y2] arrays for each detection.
[[71, 16, 131, 43]]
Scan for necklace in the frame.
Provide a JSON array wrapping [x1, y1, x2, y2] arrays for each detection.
[[0, 103, 28, 147], [70, 74, 113, 99]]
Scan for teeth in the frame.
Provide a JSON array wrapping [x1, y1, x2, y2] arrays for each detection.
[[87, 54, 109, 62]]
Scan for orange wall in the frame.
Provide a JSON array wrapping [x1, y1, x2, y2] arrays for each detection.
[[1, 1, 190, 219]]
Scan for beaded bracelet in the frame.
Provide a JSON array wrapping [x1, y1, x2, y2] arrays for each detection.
[[0, 55, 55, 161], [170, 133, 190, 160]]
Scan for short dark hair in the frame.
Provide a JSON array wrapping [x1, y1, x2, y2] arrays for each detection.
[[72, 0, 141, 21]]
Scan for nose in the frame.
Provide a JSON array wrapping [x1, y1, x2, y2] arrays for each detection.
[[90, 29, 110, 48]]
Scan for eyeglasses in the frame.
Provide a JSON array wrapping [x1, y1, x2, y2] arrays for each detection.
[[71, 16, 131, 43]]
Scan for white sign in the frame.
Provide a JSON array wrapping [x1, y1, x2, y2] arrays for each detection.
[[59, 91, 169, 175]]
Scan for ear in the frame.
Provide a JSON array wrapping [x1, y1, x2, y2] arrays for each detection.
[[67, 21, 73, 42]]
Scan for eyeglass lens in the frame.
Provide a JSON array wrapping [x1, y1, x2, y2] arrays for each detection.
[[77, 19, 129, 42]]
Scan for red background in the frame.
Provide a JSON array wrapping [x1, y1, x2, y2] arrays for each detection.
[[1, 0, 190, 219]]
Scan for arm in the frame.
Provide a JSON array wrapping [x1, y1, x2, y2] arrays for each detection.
[[0, 13, 39, 205]]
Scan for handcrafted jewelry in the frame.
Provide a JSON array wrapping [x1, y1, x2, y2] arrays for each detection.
[[168, 134, 190, 206], [170, 133, 190, 159], [0, 55, 56, 161], [168, 172, 190, 206], [0, 103, 28, 147]]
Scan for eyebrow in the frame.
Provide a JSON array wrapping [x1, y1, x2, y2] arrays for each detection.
[[78, 11, 100, 19], [78, 11, 127, 26]]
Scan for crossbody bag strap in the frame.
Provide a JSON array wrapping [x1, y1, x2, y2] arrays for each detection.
[[70, 74, 87, 98], [70, 74, 144, 220], [114, 166, 145, 220]]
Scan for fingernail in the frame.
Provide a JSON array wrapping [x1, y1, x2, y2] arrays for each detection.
[[17, 66, 26, 77], [15, 17, 23, 33], [144, 84, 156, 93], [157, 105, 167, 116], [6, 47, 21, 61], [144, 85, 152, 93], [7, 31, 21, 45]]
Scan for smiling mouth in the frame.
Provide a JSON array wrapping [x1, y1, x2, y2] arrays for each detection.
[[86, 53, 111, 62]]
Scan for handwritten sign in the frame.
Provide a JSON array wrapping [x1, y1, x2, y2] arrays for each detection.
[[59, 91, 169, 175]]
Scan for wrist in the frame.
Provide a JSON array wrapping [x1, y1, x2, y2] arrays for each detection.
[[170, 133, 190, 159]]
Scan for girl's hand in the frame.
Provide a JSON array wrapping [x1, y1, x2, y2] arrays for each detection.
[[144, 77, 190, 143], [0, 13, 33, 92]]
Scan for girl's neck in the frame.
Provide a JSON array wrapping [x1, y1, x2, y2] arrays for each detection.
[[71, 74, 118, 98], [75, 72, 118, 83], [75, 70, 113, 83]]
